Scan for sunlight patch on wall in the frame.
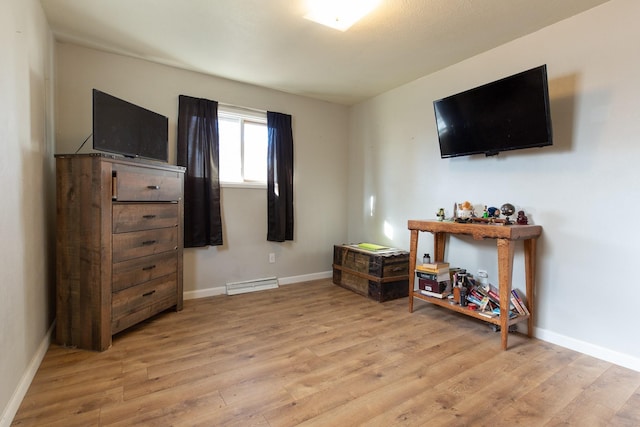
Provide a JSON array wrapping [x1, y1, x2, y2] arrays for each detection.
[[384, 220, 394, 240], [369, 195, 375, 217]]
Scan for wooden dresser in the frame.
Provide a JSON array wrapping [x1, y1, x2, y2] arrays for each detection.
[[55, 154, 185, 351]]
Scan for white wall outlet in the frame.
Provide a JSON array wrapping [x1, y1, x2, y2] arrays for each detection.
[[269, 253, 275, 263]]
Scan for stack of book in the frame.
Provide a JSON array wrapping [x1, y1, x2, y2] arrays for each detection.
[[415, 261, 451, 298], [466, 281, 529, 318], [466, 283, 500, 316]]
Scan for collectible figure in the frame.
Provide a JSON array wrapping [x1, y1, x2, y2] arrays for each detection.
[[501, 203, 516, 225], [516, 210, 528, 225], [487, 206, 500, 218], [458, 200, 474, 219]]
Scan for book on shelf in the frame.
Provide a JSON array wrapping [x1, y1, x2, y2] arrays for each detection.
[[510, 293, 526, 315], [485, 284, 519, 312], [487, 285, 501, 303], [466, 294, 484, 307], [477, 310, 498, 318], [511, 289, 530, 315], [478, 295, 491, 311], [417, 278, 449, 293], [416, 270, 450, 282], [474, 285, 499, 307], [416, 263, 450, 274], [492, 307, 518, 318], [419, 261, 449, 269], [420, 289, 450, 299]]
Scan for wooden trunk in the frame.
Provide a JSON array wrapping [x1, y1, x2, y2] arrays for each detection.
[[332, 244, 409, 302]]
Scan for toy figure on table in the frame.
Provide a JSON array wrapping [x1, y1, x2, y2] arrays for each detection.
[[500, 203, 516, 225], [455, 201, 475, 223], [516, 210, 528, 225]]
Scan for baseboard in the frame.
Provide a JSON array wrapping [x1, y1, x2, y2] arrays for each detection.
[[183, 286, 226, 300], [183, 270, 333, 300], [278, 270, 332, 285], [1, 321, 55, 427], [534, 326, 640, 373]]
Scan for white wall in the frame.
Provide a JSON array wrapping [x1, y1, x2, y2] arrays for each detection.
[[348, 0, 640, 370], [5, 1, 638, 422], [0, 0, 55, 424], [54, 43, 349, 295]]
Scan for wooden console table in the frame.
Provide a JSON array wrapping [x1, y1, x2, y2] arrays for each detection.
[[408, 220, 542, 350]]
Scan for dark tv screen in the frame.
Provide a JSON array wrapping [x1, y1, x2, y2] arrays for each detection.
[[433, 65, 552, 158], [92, 89, 168, 162]]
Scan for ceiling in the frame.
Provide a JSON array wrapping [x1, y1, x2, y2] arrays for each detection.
[[40, 0, 609, 105]]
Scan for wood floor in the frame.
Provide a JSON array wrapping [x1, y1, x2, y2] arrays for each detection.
[[12, 279, 640, 426]]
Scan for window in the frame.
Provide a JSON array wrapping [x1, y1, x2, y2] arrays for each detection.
[[218, 105, 268, 187]]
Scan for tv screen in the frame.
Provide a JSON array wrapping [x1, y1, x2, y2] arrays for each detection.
[[92, 89, 168, 162], [433, 65, 552, 158]]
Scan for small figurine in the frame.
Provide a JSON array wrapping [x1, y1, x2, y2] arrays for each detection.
[[501, 203, 516, 225], [482, 205, 489, 218], [516, 210, 528, 225], [436, 208, 445, 221], [458, 200, 474, 219], [487, 206, 500, 218], [486, 206, 500, 224]]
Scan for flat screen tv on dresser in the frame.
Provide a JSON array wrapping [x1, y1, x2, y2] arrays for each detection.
[[92, 89, 169, 162]]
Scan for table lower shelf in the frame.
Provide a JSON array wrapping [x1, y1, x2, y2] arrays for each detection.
[[411, 291, 529, 327]]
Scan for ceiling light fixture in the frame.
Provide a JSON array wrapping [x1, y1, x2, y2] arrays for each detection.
[[304, 0, 382, 32]]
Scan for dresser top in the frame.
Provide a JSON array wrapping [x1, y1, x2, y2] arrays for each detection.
[[55, 153, 185, 172]]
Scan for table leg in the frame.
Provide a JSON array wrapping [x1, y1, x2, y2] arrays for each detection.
[[409, 229, 418, 313], [497, 238, 515, 350], [433, 232, 446, 262], [524, 238, 537, 338]]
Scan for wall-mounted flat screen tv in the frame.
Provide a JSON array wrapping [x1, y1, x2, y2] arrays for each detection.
[[433, 65, 552, 158], [92, 89, 168, 162]]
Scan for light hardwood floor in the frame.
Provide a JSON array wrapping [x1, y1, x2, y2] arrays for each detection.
[[12, 279, 640, 426]]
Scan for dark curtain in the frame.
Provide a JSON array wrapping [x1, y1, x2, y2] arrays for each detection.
[[267, 111, 294, 242], [177, 95, 223, 247]]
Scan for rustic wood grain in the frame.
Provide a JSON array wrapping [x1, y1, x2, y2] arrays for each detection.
[[13, 279, 640, 426], [55, 154, 184, 351], [407, 219, 541, 350]]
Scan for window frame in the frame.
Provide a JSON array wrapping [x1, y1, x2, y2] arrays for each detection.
[[217, 104, 268, 189]]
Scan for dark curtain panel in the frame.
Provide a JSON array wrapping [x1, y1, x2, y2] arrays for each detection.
[[177, 95, 223, 247], [267, 111, 294, 242]]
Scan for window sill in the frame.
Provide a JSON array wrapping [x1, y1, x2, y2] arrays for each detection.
[[221, 182, 267, 190]]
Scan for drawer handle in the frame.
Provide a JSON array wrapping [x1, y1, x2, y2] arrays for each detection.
[[142, 215, 157, 219], [142, 240, 157, 246], [142, 265, 157, 271], [147, 185, 160, 190], [142, 290, 156, 297]]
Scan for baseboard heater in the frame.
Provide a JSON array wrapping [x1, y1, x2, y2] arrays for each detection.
[[225, 277, 279, 295]]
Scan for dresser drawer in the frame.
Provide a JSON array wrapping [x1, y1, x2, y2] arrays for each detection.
[[113, 164, 182, 201], [112, 251, 178, 292], [113, 203, 178, 233], [111, 276, 178, 334], [112, 228, 178, 263]]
